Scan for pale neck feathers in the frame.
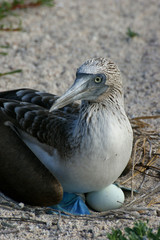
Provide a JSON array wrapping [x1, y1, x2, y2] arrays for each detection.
[[66, 86, 126, 152]]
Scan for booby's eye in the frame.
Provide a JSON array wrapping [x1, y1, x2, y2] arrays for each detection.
[[94, 76, 102, 83]]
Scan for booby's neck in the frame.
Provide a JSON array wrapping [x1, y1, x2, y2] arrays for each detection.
[[80, 85, 125, 121], [69, 86, 127, 150]]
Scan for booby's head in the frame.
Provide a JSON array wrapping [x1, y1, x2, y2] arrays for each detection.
[[50, 58, 122, 111]]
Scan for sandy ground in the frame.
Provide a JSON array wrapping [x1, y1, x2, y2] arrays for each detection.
[[0, 0, 160, 239]]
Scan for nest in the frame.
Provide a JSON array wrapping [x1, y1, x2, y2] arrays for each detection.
[[0, 115, 160, 225], [61, 115, 160, 221]]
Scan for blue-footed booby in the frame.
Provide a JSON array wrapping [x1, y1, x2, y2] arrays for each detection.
[[0, 58, 133, 209]]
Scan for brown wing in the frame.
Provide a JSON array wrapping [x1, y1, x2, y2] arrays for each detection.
[[0, 99, 75, 149], [0, 88, 58, 109], [0, 88, 80, 114], [0, 109, 63, 206], [0, 89, 80, 205]]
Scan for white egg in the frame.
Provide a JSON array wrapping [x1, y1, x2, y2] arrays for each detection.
[[86, 184, 125, 212]]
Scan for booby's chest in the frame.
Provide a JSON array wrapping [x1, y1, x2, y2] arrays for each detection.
[[54, 107, 133, 193], [72, 107, 132, 162]]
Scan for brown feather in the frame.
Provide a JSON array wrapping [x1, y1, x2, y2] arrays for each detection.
[[0, 111, 63, 206]]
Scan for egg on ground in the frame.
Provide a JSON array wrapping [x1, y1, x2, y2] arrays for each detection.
[[86, 184, 125, 212]]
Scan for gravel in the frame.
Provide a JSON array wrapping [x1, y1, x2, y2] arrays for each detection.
[[0, 0, 159, 239]]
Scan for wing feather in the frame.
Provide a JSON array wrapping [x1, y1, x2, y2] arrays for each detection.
[[0, 88, 80, 114], [0, 98, 77, 156]]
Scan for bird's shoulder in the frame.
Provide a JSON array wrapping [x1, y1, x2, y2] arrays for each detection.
[[0, 88, 80, 149]]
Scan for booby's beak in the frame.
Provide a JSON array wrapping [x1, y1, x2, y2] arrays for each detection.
[[50, 74, 108, 112]]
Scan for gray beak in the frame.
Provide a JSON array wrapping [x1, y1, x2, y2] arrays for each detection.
[[49, 74, 108, 112], [49, 77, 89, 112]]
